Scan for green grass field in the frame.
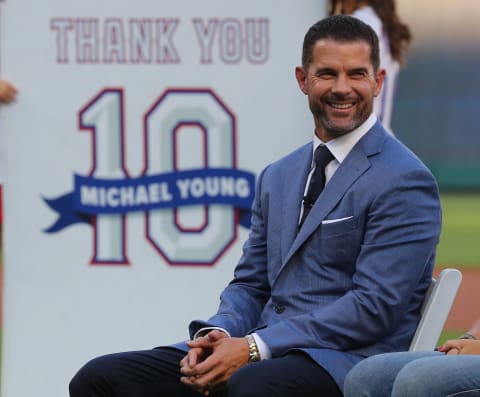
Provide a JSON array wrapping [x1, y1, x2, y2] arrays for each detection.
[[436, 193, 480, 267], [427, 193, 480, 343]]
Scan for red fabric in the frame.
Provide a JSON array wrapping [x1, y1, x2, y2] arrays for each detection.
[[0, 185, 3, 223]]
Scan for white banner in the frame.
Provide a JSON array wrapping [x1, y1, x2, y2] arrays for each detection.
[[1, 1, 325, 395]]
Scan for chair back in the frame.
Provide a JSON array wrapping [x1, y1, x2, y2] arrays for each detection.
[[409, 268, 462, 351]]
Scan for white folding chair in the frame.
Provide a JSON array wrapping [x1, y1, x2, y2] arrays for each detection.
[[409, 268, 462, 351]]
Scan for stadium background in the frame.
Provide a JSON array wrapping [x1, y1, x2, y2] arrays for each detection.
[[1, 0, 479, 391], [393, 0, 480, 339]]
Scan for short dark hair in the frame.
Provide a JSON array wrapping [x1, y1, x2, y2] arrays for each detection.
[[301, 15, 380, 71]]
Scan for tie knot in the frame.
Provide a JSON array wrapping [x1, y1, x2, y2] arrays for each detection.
[[314, 145, 334, 169]]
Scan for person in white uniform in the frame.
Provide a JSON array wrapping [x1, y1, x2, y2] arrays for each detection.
[[329, 0, 412, 134]]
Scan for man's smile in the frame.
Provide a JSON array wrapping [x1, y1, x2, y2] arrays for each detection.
[[327, 102, 355, 110]]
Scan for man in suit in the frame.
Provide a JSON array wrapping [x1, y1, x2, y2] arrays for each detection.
[[70, 15, 441, 397]]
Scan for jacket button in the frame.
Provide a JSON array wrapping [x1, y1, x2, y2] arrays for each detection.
[[274, 304, 285, 314]]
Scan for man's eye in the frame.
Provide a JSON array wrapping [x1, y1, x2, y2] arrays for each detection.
[[350, 72, 368, 79], [318, 72, 335, 79]]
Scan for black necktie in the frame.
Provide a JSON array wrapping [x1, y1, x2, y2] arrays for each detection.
[[299, 145, 334, 227]]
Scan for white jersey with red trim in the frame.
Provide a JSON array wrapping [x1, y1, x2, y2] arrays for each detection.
[[352, 6, 400, 135]]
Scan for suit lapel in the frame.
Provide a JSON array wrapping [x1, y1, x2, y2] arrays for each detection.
[[281, 125, 385, 268], [280, 145, 312, 264]]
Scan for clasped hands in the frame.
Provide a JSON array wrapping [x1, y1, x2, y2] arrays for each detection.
[[439, 339, 480, 355], [180, 330, 250, 396]]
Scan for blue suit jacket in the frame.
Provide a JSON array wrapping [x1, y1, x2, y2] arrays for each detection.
[[185, 123, 442, 392]]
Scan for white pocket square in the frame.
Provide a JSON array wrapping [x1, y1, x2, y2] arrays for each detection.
[[322, 216, 354, 225]]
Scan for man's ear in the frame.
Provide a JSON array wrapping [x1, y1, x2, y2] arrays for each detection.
[[373, 68, 386, 97], [295, 66, 308, 95]]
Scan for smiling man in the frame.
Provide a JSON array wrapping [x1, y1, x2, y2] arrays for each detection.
[[70, 15, 442, 397], [295, 17, 384, 141]]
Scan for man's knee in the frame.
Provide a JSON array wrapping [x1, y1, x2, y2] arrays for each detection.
[[69, 354, 116, 396], [69, 365, 92, 396]]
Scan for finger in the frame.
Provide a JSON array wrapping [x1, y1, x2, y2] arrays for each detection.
[[180, 352, 194, 369], [180, 357, 187, 368], [446, 347, 460, 356], [440, 339, 462, 351], [438, 344, 451, 353], [184, 362, 224, 390], [187, 337, 212, 349], [180, 376, 203, 394], [182, 355, 221, 386], [181, 373, 215, 395], [188, 348, 201, 368], [180, 360, 192, 375], [182, 357, 212, 378], [207, 330, 228, 342], [180, 361, 197, 377], [180, 349, 202, 373], [181, 372, 216, 393], [180, 350, 192, 366]]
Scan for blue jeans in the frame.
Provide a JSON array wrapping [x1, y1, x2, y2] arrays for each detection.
[[344, 351, 480, 397]]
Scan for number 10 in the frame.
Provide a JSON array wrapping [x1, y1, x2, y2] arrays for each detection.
[[79, 87, 239, 266]]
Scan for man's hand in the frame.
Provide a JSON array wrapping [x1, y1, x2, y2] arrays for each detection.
[[0, 80, 17, 104], [439, 339, 480, 355], [180, 335, 214, 373], [179, 330, 228, 395], [180, 330, 250, 395]]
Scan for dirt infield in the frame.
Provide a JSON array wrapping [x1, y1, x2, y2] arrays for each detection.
[[0, 266, 478, 331], [435, 268, 480, 332]]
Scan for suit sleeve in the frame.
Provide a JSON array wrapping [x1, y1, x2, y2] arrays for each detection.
[[255, 166, 441, 355], [189, 167, 271, 338]]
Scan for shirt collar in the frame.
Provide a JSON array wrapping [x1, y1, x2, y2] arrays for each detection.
[[312, 113, 377, 165]]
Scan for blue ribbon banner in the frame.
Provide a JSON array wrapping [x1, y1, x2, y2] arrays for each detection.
[[44, 168, 255, 233]]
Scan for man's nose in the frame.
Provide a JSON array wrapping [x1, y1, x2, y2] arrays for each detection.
[[331, 74, 352, 95]]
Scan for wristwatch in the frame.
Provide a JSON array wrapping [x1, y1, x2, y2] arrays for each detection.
[[245, 334, 260, 362]]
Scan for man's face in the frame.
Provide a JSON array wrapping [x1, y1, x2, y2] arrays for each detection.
[[296, 38, 384, 142]]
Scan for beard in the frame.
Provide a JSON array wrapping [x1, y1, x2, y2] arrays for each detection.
[[308, 95, 373, 139]]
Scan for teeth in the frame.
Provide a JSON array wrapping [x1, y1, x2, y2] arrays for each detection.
[[330, 103, 353, 109]]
